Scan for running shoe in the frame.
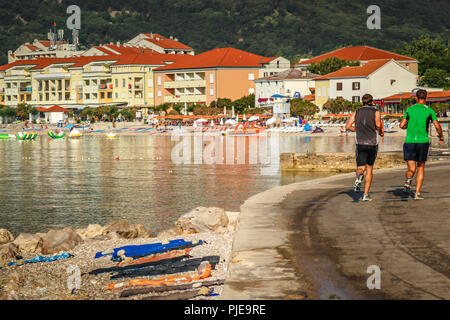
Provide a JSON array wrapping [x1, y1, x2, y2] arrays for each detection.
[[403, 177, 412, 193], [362, 194, 373, 202], [353, 174, 364, 192], [414, 193, 424, 200]]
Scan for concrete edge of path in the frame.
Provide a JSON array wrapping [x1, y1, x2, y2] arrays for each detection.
[[220, 160, 450, 300]]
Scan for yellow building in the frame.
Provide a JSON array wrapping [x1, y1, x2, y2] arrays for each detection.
[[314, 79, 330, 112], [0, 53, 189, 115]]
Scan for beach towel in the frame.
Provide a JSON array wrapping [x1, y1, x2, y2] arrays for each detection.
[[109, 256, 220, 280], [8, 252, 73, 266], [94, 239, 203, 260]]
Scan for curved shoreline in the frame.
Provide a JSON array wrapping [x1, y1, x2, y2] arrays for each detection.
[[221, 159, 450, 300]]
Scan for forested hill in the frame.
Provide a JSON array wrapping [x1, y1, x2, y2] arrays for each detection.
[[0, 0, 449, 64]]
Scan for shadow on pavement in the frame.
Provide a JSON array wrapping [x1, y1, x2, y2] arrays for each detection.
[[386, 188, 413, 201], [338, 190, 361, 202]]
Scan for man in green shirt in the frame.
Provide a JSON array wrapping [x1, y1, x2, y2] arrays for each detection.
[[399, 89, 444, 200]]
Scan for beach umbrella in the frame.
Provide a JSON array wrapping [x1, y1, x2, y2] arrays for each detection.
[[231, 105, 235, 117], [193, 121, 197, 128], [235, 114, 239, 121], [248, 115, 259, 122], [210, 120, 214, 127], [196, 118, 207, 123], [266, 117, 276, 125], [243, 114, 247, 121], [220, 118, 224, 125]]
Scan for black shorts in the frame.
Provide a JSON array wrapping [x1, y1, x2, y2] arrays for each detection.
[[403, 143, 429, 162], [356, 144, 378, 166]]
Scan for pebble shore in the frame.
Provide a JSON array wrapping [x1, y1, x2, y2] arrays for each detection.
[[0, 216, 238, 300]]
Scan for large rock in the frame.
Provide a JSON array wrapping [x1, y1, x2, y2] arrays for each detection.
[[103, 220, 150, 239], [13, 233, 43, 255], [76, 224, 105, 240], [0, 243, 19, 266], [41, 227, 83, 255], [0, 229, 14, 244], [175, 207, 229, 234]]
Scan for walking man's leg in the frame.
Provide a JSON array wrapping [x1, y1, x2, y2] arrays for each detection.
[[364, 165, 374, 196], [414, 161, 426, 199], [404, 160, 416, 193], [353, 165, 366, 192]]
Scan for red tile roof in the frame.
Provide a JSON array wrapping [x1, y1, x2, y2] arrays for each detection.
[[37, 105, 70, 112], [313, 59, 393, 80], [382, 90, 450, 102], [297, 46, 416, 65], [0, 52, 193, 72], [142, 34, 192, 50], [25, 44, 40, 51], [154, 47, 276, 71]]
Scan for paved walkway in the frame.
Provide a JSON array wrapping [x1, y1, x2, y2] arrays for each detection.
[[222, 160, 450, 300]]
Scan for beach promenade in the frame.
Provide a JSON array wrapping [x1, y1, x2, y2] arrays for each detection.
[[222, 160, 450, 300]]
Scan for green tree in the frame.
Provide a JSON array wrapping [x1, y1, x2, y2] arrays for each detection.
[[232, 94, 255, 114], [15, 103, 32, 121], [289, 98, 319, 117], [323, 97, 353, 114], [419, 68, 450, 89], [120, 108, 134, 121], [307, 57, 360, 75], [0, 105, 16, 123], [430, 102, 450, 114], [396, 35, 449, 75]]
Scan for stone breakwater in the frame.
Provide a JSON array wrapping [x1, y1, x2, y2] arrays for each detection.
[[0, 207, 240, 300], [281, 152, 406, 173]]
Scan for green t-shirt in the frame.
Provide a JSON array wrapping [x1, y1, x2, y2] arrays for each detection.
[[403, 103, 437, 143]]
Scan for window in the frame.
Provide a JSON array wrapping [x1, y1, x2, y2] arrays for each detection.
[[115, 79, 118, 88], [352, 82, 360, 90], [248, 73, 254, 80], [209, 74, 214, 84], [115, 93, 119, 99], [122, 93, 126, 99], [122, 79, 125, 88], [352, 96, 360, 103], [210, 88, 214, 96], [157, 90, 161, 97], [148, 79, 153, 87], [277, 61, 280, 68], [157, 76, 161, 86], [249, 88, 255, 94], [148, 92, 153, 98], [336, 82, 343, 91]]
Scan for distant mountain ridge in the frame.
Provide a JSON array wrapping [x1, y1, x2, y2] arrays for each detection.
[[0, 0, 449, 65]]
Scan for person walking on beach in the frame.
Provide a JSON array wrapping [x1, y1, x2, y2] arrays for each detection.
[[345, 94, 384, 201], [399, 89, 444, 200]]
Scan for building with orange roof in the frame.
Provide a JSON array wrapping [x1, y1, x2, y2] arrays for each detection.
[[153, 47, 290, 106], [0, 52, 192, 115], [313, 59, 418, 112], [296, 45, 418, 75], [8, 39, 82, 63], [380, 90, 450, 114], [127, 33, 194, 55]]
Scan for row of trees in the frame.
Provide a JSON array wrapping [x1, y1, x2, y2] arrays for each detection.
[[0, 103, 39, 123], [80, 105, 136, 123], [152, 95, 260, 116]]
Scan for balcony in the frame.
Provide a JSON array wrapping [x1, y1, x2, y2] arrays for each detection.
[[165, 94, 206, 103], [164, 79, 206, 89]]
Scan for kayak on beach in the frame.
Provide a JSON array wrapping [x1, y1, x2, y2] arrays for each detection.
[[0, 133, 15, 139]]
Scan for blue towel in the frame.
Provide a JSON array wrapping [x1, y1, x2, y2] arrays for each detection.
[[94, 239, 202, 260], [8, 252, 73, 266]]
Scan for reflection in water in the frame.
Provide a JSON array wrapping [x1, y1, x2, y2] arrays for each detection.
[[0, 135, 403, 236]]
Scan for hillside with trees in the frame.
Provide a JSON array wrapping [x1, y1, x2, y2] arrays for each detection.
[[0, 0, 449, 66]]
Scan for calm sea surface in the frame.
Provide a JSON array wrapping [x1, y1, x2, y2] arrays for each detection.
[[0, 134, 404, 236]]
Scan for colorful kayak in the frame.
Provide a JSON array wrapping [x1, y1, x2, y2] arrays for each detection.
[[48, 131, 66, 139], [16, 132, 37, 140]]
